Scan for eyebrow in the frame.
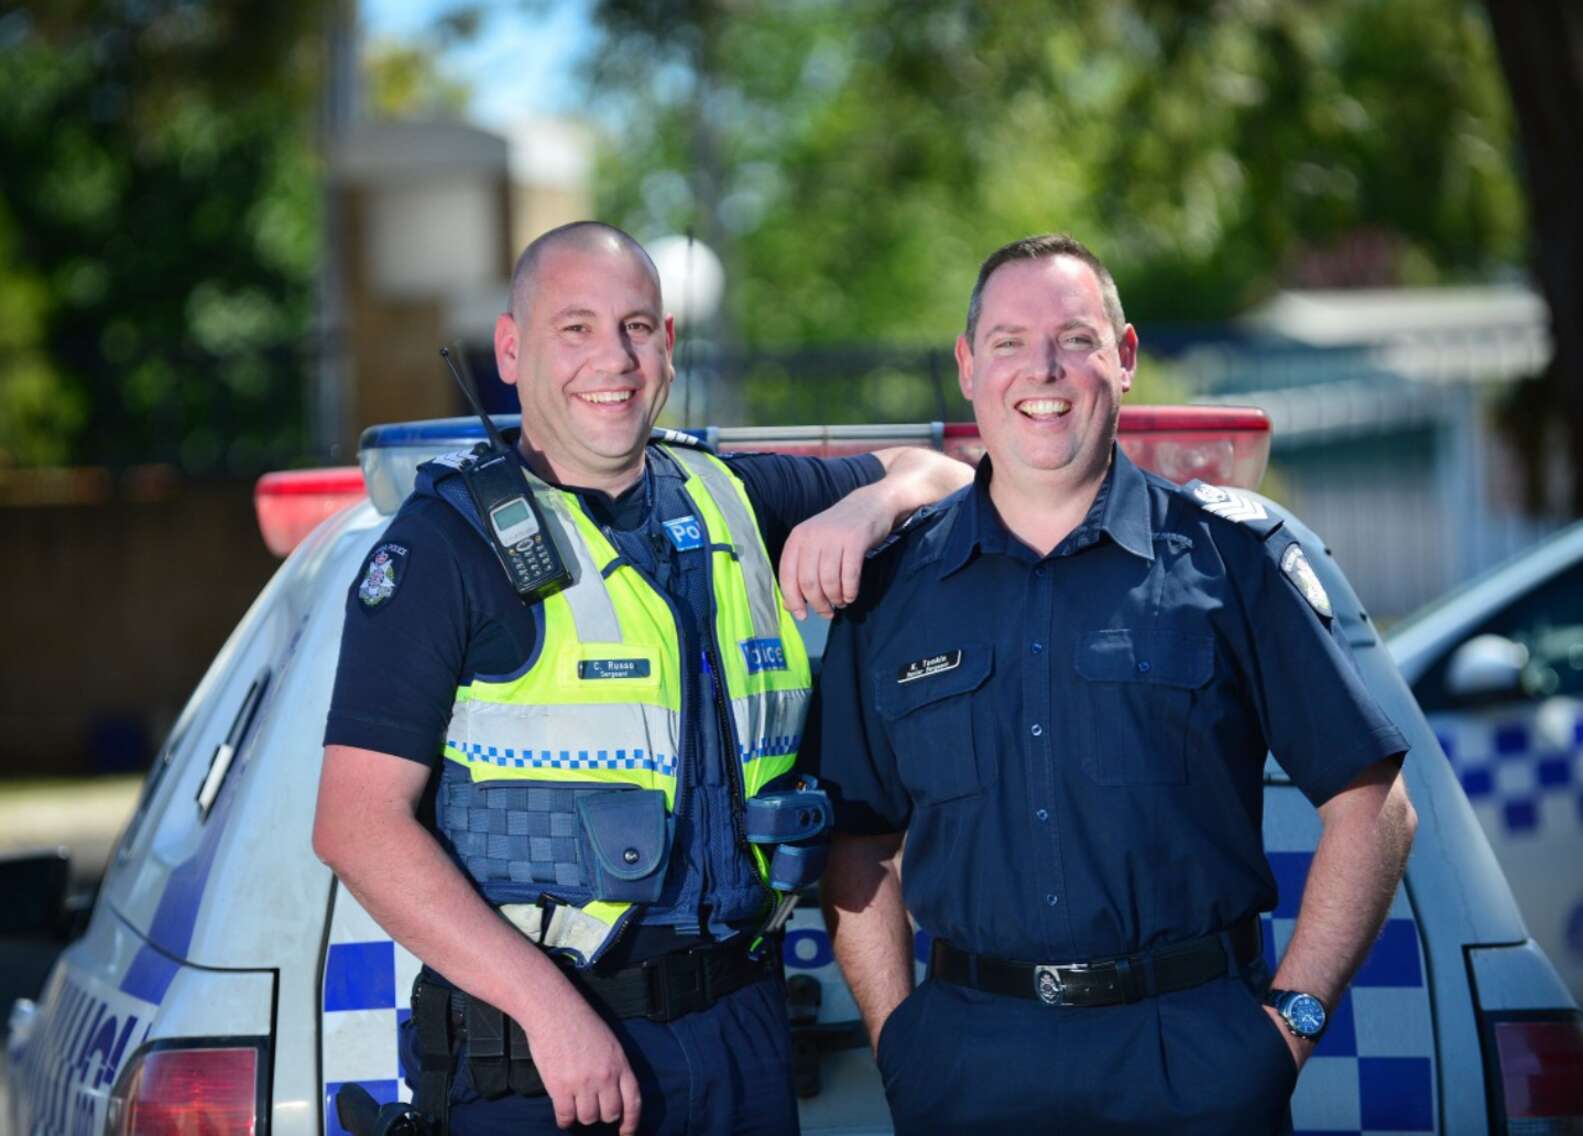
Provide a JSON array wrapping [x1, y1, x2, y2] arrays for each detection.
[[547, 306, 661, 324], [982, 318, 1101, 339]]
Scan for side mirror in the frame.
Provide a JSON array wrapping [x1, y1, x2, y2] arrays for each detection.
[[1445, 634, 1528, 703], [0, 848, 72, 938]]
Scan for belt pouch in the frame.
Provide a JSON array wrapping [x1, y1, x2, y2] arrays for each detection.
[[465, 997, 510, 1098], [767, 841, 828, 891], [743, 783, 832, 843], [576, 788, 672, 904]]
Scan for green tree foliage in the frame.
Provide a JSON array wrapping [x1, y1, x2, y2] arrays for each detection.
[[588, 0, 1523, 350], [0, 2, 328, 472]]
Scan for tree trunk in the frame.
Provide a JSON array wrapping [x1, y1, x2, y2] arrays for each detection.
[[1484, 0, 1583, 514]]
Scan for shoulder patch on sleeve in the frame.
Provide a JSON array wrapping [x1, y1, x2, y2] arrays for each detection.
[[1278, 541, 1333, 619], [356, 542, 409, 609], [1183, 480, 1283, 538]]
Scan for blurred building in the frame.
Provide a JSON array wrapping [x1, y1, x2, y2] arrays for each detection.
[[1177, 285, 1560, 622], [327, 114, 593, 457]]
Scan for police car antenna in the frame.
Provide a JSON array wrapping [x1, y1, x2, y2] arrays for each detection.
[[440, 346, 510, 453], [679, 228, 697, 428]]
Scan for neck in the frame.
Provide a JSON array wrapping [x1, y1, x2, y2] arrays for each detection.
[[986, 456, 1111, 558], [516, 434, 646, 497]]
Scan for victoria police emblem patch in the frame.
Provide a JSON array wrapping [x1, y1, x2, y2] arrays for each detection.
[[357, 543, 408, 608], [1280, 543, 1332, 619]]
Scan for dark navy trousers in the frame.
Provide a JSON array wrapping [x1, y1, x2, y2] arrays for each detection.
[[399, 974, 799, 1136], [875, 972, 1298, 1134]]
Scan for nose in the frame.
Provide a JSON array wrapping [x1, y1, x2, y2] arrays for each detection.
[[1037, 334, 1064, 381], [594, 324, 640, 374]]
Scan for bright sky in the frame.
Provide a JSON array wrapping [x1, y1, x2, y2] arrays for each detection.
[[360, 0, 597, 127]]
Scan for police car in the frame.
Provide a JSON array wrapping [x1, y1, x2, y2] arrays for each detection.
[[6, 409, 1582, 1136], [1388, 519, 1583, 1011]]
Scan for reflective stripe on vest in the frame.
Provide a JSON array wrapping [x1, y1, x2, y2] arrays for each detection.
[[439, 444, 813, 966]]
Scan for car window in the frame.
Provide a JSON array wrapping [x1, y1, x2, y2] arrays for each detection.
[[1413, 560, 1583, 711]]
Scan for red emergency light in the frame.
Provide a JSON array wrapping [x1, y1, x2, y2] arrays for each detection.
[[253, 407, 1272, 557]]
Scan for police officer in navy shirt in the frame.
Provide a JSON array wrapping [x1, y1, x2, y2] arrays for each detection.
[[812, 234, 1418, 1135], [313, 221, 970, 1136]]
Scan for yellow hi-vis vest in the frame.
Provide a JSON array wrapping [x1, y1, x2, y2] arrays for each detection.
[[438, 443, 812, 967]]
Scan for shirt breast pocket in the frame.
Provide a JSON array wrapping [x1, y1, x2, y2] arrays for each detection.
[[1075, 629, 1213, 786], [874, 644, 995, 806]]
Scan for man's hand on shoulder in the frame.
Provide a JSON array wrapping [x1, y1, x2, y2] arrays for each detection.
[[779, 446, 970, 618]]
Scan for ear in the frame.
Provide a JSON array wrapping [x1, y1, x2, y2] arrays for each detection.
[[1117, 324, 1138, 394], [493, 312, 519, 385], [955, 333, 975, 400], [661, 313, 677, 386]]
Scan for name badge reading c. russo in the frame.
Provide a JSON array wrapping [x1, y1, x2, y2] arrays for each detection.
[[897, 650, 962, 683], [578, 659, 652, 680]]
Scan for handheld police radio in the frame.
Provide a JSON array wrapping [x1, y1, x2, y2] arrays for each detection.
[[440, 347, 571, 602]]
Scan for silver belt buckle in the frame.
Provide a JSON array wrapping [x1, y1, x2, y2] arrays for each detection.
[[1034, 965, 1066, 1006]]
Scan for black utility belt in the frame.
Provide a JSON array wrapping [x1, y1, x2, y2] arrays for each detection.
[[411, 940, 780, 1105], [930, 917, 1261, 1008]]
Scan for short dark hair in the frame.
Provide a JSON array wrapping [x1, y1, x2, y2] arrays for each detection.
[[508, 220, 661, 319], [963, 233, 1126, 345]]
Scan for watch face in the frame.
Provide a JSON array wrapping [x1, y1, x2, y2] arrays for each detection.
[[1283, 992, 1327, 1038]]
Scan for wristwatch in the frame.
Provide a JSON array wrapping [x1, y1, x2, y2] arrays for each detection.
[[1267, 988, 1328, 1042]]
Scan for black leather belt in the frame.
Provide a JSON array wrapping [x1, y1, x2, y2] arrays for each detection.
[[930, 918, 1261, 1007], [575, 938, 779, 1022]]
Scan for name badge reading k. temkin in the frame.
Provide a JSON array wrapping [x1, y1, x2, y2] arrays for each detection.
[[897, 650, 962, 684]]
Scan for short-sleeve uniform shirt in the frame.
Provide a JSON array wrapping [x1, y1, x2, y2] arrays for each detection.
[[806, 447, 1406, 965], [324, 447, 882, 963]]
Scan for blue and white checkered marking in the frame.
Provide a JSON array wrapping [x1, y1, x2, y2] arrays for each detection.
[[321, 887, 421, 1136], [1431, 701, 1583, 1000], [738, 734, 800, 764], [448, 741, 679, 777], [1263, 786, 1437, 1133], [1431, 704, 1583, 836]]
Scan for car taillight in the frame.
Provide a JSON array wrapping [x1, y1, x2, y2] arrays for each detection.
[[1488, 1015, 1583, 1133], [107, 1044, 261, 1136], [254, 467, 367, 557]]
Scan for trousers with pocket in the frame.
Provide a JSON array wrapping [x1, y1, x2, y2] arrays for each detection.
[[398, 972, 800, 1136], [875, 972, 1298, 1135]]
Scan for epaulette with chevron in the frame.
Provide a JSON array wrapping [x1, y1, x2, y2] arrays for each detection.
[[1182, 480, 1284, 539]]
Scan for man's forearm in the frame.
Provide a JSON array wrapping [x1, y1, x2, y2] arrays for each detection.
[[822, 833, 915, 1050], [867, 446, 974, 525], [1273, 760, 1418, 1006], [318, 795, 578, 1030], [314, 745, 644, 1130]]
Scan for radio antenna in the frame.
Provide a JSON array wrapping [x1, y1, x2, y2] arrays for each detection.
[[680, 228, 697, 428], [440, 346, 510, 452]]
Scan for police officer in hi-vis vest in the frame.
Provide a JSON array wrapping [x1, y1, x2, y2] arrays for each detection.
[[313, 221, 971, 1135]]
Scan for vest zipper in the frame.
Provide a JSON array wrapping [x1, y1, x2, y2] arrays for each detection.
[[704, 635, 760, 880]]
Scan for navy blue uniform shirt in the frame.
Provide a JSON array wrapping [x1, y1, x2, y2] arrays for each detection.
[[326, 448, 880, 762], [806, 447, 1407, 965], [325, 447, 882, 965]]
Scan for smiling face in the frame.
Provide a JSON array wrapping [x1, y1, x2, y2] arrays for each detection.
[[955, 254, 1137, 492], [493, 237, 675, 492]]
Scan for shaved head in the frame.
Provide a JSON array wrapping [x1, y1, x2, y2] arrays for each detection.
[[509, 221, 662, 321]]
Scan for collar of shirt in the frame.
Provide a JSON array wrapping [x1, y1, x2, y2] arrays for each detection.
[[935, 443, 1155, 577], [508, 438, 662, 533]]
